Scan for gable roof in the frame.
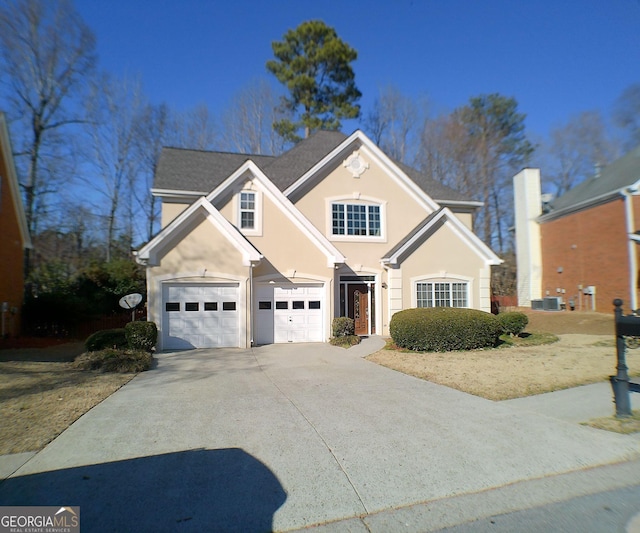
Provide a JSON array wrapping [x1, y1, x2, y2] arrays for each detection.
[[135, 196, 263, 267], [205, 160, 346, 267], [542, 147, 640, 219], [0, 112, 31, 250], [152, 130, 474, 205], [381, 207, 502, 266]]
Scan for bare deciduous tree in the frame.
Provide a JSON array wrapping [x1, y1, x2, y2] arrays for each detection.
[[0, 0, 95, 274], [173, 104, 217, 151], [221, 78, 290, 155], [364, 85, 426, 164], [544, 111, 619, 196], [614, 83, 640, 151], [85, 74, 145, 262], [0, 0, 95, 236], [134, 103, 173, 241]]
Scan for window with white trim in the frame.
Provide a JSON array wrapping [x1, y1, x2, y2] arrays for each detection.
[[239, 191, 255, 229], [331, 203, 381, 236], [416, 281, 468, 308]]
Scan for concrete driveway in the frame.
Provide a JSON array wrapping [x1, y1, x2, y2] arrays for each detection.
[[1, 340, 639, 532]]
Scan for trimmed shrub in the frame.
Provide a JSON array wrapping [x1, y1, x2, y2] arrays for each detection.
[[125, 321, 158, 352], [497, 312, 529, 336], [85, 328, 127, 352], [390, 307, 502, 352], [332, 317, 355, 337], [74, 349, 153, 373]]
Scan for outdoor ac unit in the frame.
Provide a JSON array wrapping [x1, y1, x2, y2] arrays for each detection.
[[531, 299, 544, 310], [543, 297, 562, 311]]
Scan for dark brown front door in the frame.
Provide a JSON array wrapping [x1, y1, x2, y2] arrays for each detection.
[[349, 284, 369, 335]]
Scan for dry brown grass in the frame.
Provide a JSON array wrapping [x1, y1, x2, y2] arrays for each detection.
[[367, 310, 631, 401], [0, 360, 134, 454], [584, 413, 640, 434], [367, 334, 629, 400]]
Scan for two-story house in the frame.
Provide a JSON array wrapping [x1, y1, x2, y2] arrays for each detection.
[[0, 112, 32, 338], [136, 130, 501, 350]]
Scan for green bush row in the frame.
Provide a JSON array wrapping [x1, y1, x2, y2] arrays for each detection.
[[390, 307, 502, 352], [85, 321, 158, 352]]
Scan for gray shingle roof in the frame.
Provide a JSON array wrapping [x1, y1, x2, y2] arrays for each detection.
[[262, 130, 348, 190], [153, 130, 473, 203], [154, 148, 274, 193], [394, 161, 471, 203], [549, 146, 640, 213]]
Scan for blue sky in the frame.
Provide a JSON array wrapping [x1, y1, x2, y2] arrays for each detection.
[[75, 0, 640, 140]]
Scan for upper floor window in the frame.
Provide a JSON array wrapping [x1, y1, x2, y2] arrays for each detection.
[[416, 281, 468, 308], [240, 191, 255, 229], [332, 203, 381, 236]]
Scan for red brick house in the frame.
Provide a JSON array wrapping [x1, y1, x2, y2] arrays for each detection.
[[0, 112, 31, 337], [513, 149, 640, 314]]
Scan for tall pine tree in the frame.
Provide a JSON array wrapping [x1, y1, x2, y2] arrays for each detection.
[[267, 20, 361, 142]]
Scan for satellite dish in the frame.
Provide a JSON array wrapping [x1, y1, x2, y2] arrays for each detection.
[[119, 293, 143, 310]]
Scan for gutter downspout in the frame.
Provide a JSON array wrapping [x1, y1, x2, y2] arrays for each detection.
[[250, 263, 254, 347], [623, 188, 638, 310]]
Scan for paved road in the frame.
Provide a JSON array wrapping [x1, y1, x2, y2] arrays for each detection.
[[1, 340, 639, 532]]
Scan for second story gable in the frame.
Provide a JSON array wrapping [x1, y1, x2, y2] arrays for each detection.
[[152, 130, 481, 258]]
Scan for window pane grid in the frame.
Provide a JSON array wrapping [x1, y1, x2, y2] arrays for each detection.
[[332, 204, 345, 234], [240, 192, 255, 229], [368, 205, 381, 236], [241, 211, 254, 229], [332, 202, 381, 237], [347, 204, 367, 235], [416, 282, 468, 308], [240, 192, 254, 210]]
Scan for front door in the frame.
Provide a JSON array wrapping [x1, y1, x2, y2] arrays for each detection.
[[349, 284, 369, 336]]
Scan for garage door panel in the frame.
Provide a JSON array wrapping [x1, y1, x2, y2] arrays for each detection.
[[256, 283, 324, 344], [162, 283, 239, 349]]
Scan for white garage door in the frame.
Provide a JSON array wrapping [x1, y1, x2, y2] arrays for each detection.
[[162, 283, 240, 349], [255, 284, 323, 344]]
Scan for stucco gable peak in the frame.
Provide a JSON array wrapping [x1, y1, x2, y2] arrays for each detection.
[[136, 196, 262, 266], [204, 159, 346, 267], [382, 207, 502, 266], [284, 130, 441, 212]]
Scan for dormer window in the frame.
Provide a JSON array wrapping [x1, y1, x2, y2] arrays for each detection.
[[240, 191, 255, 229]]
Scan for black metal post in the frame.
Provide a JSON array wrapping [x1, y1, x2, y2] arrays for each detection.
[[611, 299, 632, 418]]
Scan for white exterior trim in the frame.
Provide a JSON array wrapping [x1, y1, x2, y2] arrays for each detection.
[[205, 160, 346, 267], [284, 130, 440, 214], [136, 197, 263, 267], [382, 207, 502, 267]]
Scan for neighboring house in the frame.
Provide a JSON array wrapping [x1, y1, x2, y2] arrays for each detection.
[[0, 112, 31, 338], [514, 149, 640, 313], [137, 130, 502, 350]]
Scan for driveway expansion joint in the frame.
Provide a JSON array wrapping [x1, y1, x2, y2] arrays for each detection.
[[250, 347, 369, 515]]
